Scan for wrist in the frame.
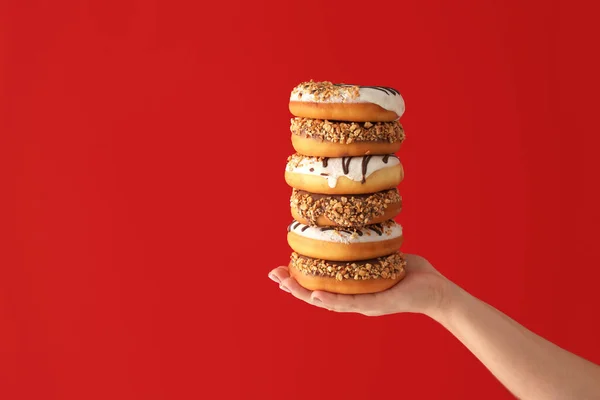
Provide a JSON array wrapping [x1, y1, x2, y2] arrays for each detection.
[[422, 278, 467, 324]]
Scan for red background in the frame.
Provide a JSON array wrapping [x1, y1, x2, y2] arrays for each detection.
[[2, 0, 600, 399]]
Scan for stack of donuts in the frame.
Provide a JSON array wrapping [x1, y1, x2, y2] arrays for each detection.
[[284, 80, 408, 294]]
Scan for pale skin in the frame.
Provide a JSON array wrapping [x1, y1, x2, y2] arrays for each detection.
[[269, 254, 600, 400]]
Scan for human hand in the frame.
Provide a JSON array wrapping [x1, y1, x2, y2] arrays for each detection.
[[268, 254, 453, 317]]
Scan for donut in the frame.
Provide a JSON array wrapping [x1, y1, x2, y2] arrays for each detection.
[[290, 188, 402, 228], [289, 81, 405, 122], [290, 117, 405, 157], [287, 220, 403, 261], [285, 153, 403, 195], [288, 251, 407, 294]]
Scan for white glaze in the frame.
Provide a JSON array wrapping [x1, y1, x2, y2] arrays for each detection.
[[285, 155, 400, 188], [290, 85, 405, 118], [288, 220, 403, 244]]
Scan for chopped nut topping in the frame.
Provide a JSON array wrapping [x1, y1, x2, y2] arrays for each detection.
[[290, 188, 402, 228], [290, 118, 405, 144], [286, 153, 324, 169], [291, 80, 360, 102], [290, 252, 406, 280]]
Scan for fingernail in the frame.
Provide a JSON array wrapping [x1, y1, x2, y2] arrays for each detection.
[[279, 284, 291, 293], [312, 297, 322, 304], [268, 273, 280, 284]]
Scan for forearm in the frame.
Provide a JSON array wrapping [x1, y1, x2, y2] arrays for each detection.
[[431, 283, 600, 400]]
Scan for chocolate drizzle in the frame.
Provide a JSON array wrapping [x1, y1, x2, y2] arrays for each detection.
[[323, 155, 380, 184], [319, 226, 363, 236], [367, 223, 383, 236], [382, 154, 399, 164], [293, 154, 398, 185], [288, 221, 311, 233], [290, 220, 390, 237], [334, 83, 400, 96], [323, 223, 385, 236], [288, 221, 302, 232], [341, 157, 352, 175], [361, 155, 373, 183], [361, 86, 400, 95]]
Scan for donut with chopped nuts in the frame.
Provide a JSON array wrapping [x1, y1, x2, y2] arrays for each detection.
[[290, 117, 405, 157], [287, 220, 403, 262], [290, 188, 402, 228], [289, 81, 405, 122], [285, 153, 403, 195], [288, 251, 407, 294]]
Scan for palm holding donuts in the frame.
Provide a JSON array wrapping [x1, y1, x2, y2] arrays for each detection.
[[269, 254, 447, 316], [283, 80, 409, 295]]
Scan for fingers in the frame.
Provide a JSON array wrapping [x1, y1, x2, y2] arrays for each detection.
[[268, 266, 301, 298], [268, 266, 290, 285], [268, 266, 388, 315], [268, 267, 332, 311]]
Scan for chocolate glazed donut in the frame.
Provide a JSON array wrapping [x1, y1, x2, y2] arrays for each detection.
[[290, 117, 405, 157], [288, 251, 407, 295], [289, 188, 402, 228]]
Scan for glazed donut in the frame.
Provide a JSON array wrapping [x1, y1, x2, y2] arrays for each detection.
[[287, 220, 403, 261], [290, 188, 402, 228], [285, 153, 403, 195], [289, 81, 405, 122], [290, 117, 405, 157], [288, 251, 407, 294]]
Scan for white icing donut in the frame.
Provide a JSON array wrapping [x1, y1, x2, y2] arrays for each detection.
[[290, 84, 405, 118], [285, 154, 400, 189], [287, 220, 403, 244]]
